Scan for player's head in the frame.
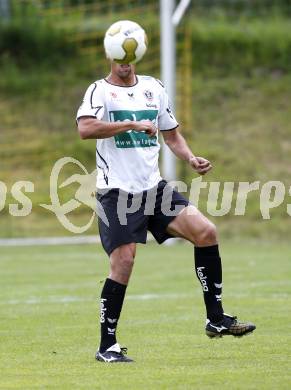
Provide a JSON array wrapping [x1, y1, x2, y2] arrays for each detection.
[[111, 62, 135, 80]]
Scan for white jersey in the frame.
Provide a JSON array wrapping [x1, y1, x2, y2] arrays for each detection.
[[76, 75, 178, 193]]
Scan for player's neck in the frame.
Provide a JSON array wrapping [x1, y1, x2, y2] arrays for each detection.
[[106, 73, 137, 87]]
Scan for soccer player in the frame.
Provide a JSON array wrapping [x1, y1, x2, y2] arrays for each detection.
[[76, 62, 256, 363]]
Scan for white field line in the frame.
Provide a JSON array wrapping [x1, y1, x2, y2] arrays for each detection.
[[0, 293, 191, 306], [0, 234, 160, 247], [1, 290, 289, 307], [0, 235, 101, 247]]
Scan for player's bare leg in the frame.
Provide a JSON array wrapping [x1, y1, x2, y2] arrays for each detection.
[[96, 243, 136, 363], [167, 205, 256, 338], [167, 205, 217, 247], [109, 243, 136, 285]]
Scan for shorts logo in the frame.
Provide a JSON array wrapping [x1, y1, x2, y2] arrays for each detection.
[[143, 89, 154, 101]]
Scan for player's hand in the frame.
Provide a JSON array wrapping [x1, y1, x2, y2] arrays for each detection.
[[133, 120, 157, 137], [189, 156, 212, 175]]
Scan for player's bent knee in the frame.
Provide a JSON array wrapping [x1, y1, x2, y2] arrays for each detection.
[[196, 222, 217, 246], [110, 244, 135, 270], [119, 252, 135, 270]]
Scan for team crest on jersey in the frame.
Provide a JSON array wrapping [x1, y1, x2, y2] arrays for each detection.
[[110, 91, 118, 99], [143, 89, 154, 101]]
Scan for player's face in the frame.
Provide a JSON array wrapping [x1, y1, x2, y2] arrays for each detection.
[[112, 63, 135, 80]]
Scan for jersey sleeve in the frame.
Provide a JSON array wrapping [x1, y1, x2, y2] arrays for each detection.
[[157, 85, 179, 131], [76, 82, 105, 121]]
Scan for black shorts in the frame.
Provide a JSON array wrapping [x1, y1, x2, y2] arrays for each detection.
[[96, 180, 189, 256]]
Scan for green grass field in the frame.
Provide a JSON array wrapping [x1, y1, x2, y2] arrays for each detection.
[[1, 240, 290, 389]]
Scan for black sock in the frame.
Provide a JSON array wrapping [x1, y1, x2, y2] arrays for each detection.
[[194, 245, 224, 323], [99, 278, 127, 353]]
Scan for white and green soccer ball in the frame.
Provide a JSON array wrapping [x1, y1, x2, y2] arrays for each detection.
[[104, 20, 148, 64]]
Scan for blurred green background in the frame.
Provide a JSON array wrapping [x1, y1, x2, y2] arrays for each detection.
[[0, 0, 290, 238]]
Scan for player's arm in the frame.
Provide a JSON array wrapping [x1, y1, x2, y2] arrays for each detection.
[[78, 117, 157, 140], [76, 82, 157, 139], [162, 128, 212, 175], [156, 80, 211, 175]]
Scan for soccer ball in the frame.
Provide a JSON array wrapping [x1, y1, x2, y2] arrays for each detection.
[[104, 20, 148, 64]]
